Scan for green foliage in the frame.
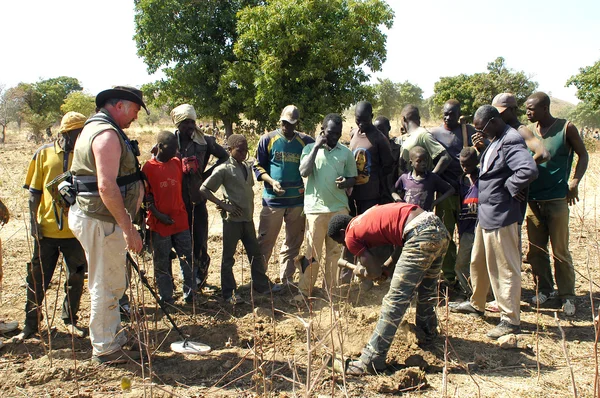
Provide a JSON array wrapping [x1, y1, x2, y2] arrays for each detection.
[[137, 104, 166, 126], [432, 57, 538, 121], [134, 0, 260, 134], [135, 0, 394, 135], [20, 76, 82, 118], [230, 0, 394, 133], [569, 101, 600, 128], [367, 78, 423, 120], [10, 76, 83, 138], [567, 59, 600, 108], [61, 91, 96, 117]]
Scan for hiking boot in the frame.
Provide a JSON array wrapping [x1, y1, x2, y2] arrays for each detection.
[[450, 301, 484, 317], [92, 349, 141, 365], [0, 320, 18, 334], [531, 291, 557, 305], [562, 299, 576, 316], [486, 320, 520, 339], [345, 359, 383, 376]]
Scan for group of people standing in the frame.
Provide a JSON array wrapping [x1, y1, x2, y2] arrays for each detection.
[[5, 85, 588, 371], [324, 92, 588, 375]]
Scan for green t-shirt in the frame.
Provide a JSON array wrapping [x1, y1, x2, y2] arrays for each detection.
[[301, 143, 358, 214], [400, 127, 445, 171]]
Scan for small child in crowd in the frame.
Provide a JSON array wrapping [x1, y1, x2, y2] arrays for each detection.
[[394, 146, 454, 211], [200, 134, 282, 304], [455, 147, 479, 297], [142, 131, 196, 305]]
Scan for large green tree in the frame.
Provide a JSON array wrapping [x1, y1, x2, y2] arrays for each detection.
[[567, 59, 600, 109], [432, 57, 538, 120], [135, 0, 394, 135], [229, 0, 394, 132], [569, 100, 600, 128], [14, 76, 83, 140], [134, 0, 260, 136], [367, 78, 423, 120], [61, 91, 96, 117]]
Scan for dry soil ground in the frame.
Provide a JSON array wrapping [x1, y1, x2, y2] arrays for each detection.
[[0, 125, 599, 397]]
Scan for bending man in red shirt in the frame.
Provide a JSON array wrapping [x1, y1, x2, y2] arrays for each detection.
[[327, 203, 449, 375]]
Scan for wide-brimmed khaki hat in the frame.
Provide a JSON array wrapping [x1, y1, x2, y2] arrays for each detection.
[[96, 86, 150, 115]]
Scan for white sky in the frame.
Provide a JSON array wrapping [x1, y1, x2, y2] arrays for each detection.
[[1, 0, 599, 104]]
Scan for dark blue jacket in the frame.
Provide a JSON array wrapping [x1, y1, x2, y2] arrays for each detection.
[[478, 126, 538, 230]]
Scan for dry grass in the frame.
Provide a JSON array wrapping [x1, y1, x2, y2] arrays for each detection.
[[0, 124, 599, 397]]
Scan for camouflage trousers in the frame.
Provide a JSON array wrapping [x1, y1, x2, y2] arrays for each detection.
[[359, 212, 449, 370]]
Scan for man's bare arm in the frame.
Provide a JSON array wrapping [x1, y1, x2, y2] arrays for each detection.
[[518, 125, 550, 164], [565, 122, 589, 205], [28, 192, 42, 238], [432, 151, 451, 174], [92, 130, 142, 252]]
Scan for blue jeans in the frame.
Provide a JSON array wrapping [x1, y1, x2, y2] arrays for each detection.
[[151, 230, 195, 302], [360, 213, 449, 370]]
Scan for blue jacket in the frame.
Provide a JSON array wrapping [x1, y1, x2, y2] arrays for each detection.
[[478, 126, 538, 230]]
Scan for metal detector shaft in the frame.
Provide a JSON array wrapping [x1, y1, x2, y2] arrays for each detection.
[[126, 252, 187, 341]]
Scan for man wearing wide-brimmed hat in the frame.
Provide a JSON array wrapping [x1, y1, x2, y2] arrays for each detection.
[[69, 86, 147, 364], [15, 112, 89, 343]]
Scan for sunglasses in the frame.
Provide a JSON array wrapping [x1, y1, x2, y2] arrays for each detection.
[[475, 117, 494, 134]]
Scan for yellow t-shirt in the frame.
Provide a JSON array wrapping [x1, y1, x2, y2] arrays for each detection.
[[23, 141, 74, 239]]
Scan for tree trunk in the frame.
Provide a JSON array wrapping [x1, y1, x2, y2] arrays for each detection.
[[224, 120, 233, 139], [0, 125, 5, 144]]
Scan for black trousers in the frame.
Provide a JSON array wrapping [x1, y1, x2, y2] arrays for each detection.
[[25, 237, 86, 330], [185, 200, 211, 284]]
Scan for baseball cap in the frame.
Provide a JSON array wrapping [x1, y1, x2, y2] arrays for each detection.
[[279, 105, 299, 124], [492, 93, 517, 113]]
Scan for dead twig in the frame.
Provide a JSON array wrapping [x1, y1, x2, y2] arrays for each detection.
[[554, 312, 578, 398]]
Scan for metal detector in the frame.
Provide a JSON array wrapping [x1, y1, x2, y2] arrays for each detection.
[[126, 252, 211, 355]]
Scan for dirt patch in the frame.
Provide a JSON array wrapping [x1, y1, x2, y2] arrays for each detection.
[[1, 129, 599, 397]]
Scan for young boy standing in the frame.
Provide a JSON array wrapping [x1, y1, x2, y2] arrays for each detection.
[[200, 134, 281, 303], [455, 147, 479, 296], [394, 146, 455, 212], [142, 131, 195, 305]]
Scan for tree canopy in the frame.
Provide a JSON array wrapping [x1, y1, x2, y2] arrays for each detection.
[[567, 59, 600, 109], [61, 91, 96, 117], [134, 0, 259, 135], [134, 0, 394, 134], [7, 76, 83, 139], [366, 78, 423, 120], [432, 57, 538, 120]]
